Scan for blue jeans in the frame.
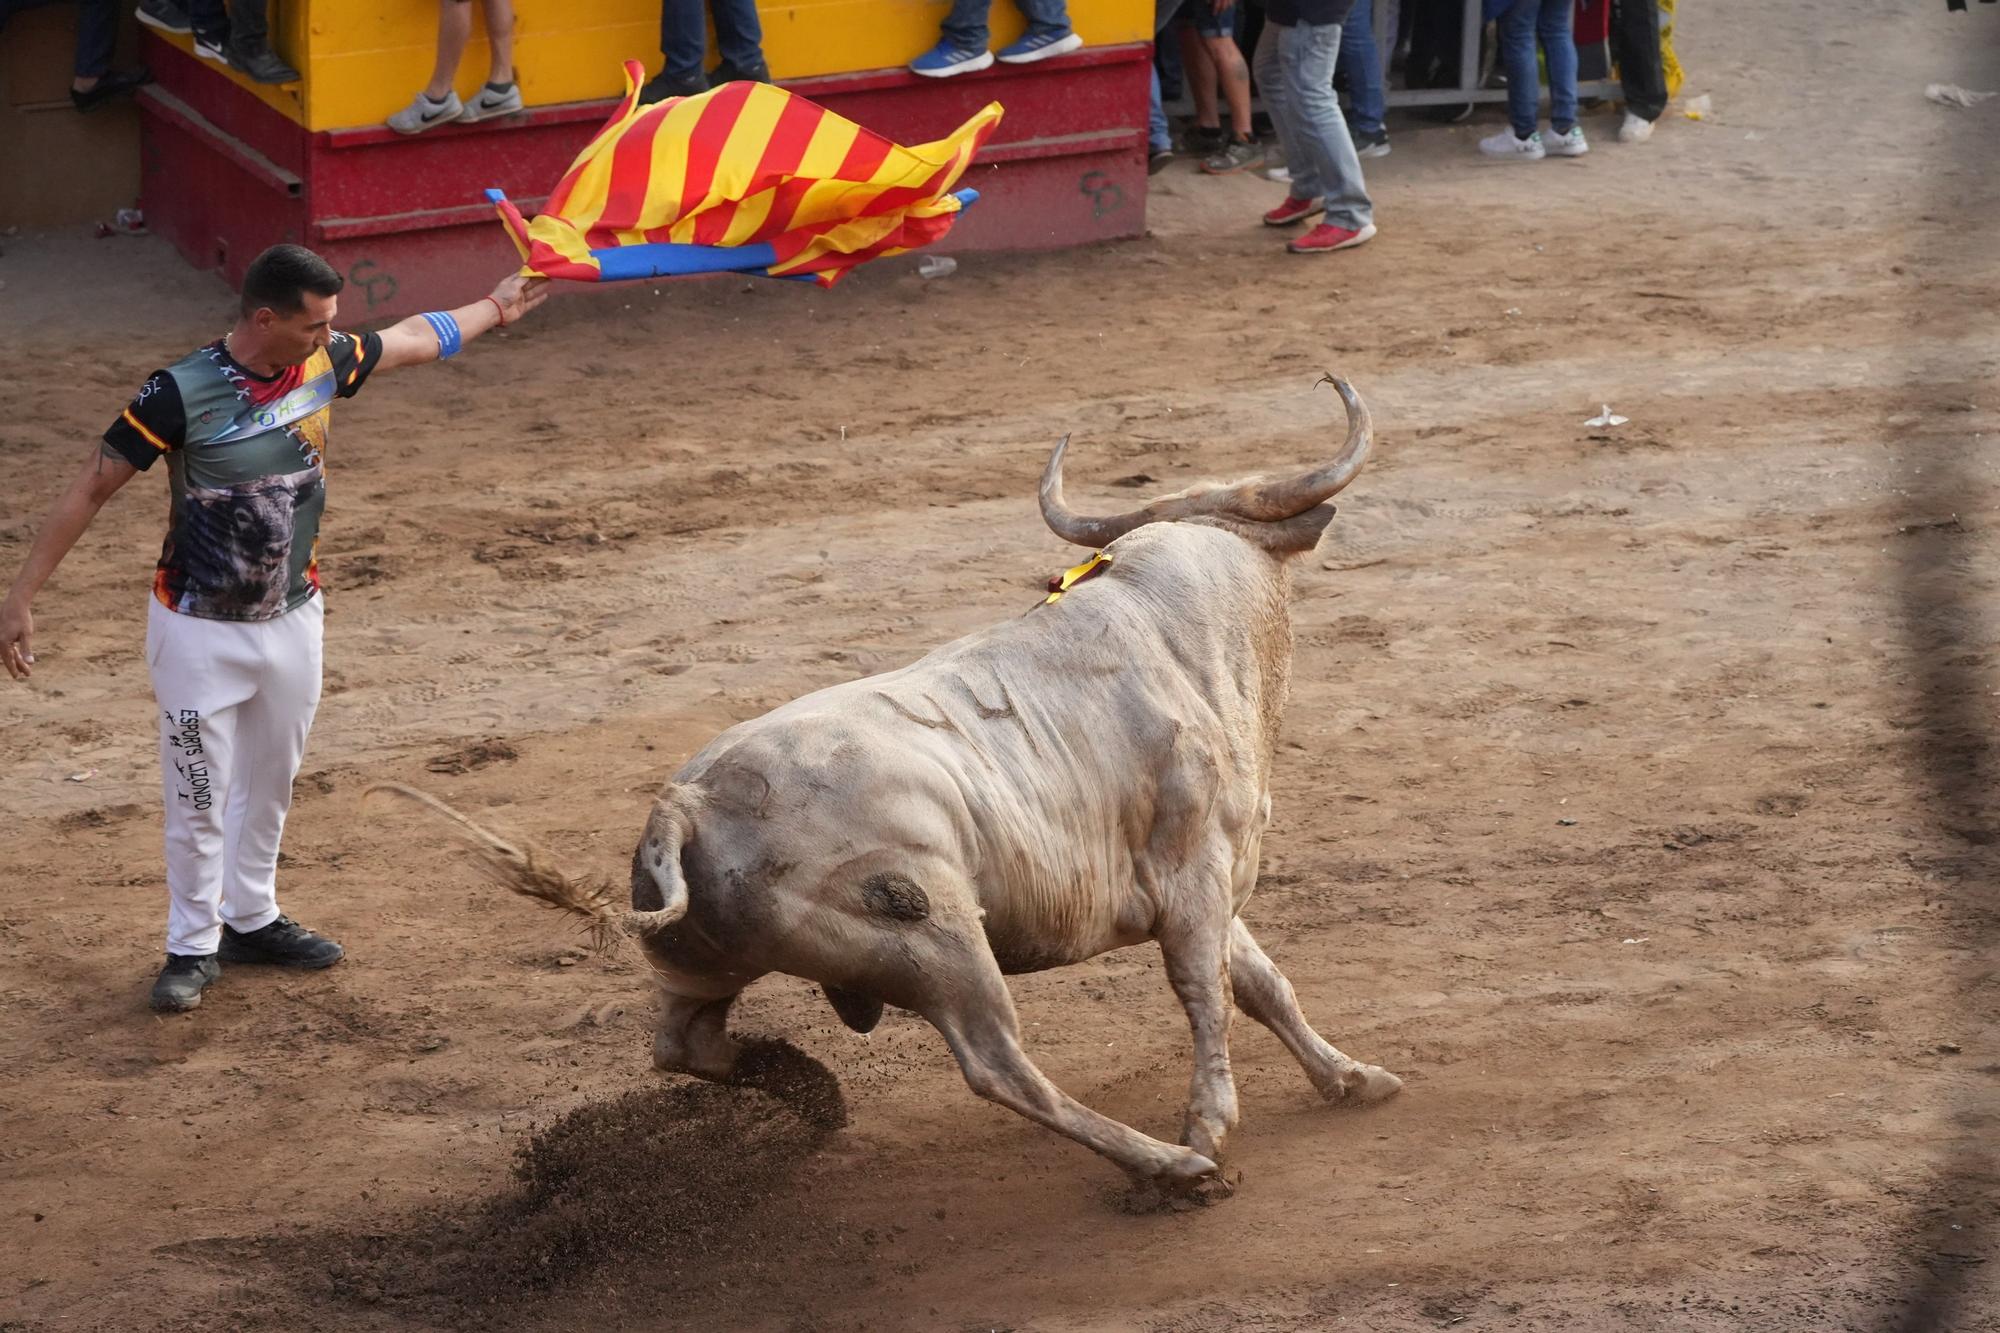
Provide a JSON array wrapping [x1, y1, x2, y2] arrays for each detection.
[[1149, 0, 1181, 152], [661, 0, 764, 82], [1498, 0, 1578, 137], [1149, 64, 1171, 152], [941, 0, 1072, 49], [1337, 0, 1385, 138], [1254, 20, 1373, 231]]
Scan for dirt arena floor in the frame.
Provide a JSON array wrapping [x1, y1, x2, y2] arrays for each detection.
[[3, 2, 1997, 1329]]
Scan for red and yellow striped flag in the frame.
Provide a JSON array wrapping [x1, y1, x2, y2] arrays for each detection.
[[492, 61, 1002, 288]]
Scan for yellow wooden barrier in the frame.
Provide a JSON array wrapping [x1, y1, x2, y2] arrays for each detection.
[[147, 0, 1150, 132]]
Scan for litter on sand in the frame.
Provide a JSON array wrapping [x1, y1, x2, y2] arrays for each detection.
[[1586, 406, 1630, 428], [1683, 93, 1713, 120], [1925, 83, 1998, 108]]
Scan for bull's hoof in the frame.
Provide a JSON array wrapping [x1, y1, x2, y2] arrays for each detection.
[[1115, 1150, 1226, 1213], [1320, 1061, 1403, 1106]]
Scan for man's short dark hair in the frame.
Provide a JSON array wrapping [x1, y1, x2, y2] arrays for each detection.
[[240, 244, 344, 316]]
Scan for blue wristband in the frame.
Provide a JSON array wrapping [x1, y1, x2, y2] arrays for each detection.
[[420, 310, 462, 359]]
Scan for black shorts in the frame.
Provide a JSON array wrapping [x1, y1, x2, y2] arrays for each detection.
[[1175, 2, 1239, 38]]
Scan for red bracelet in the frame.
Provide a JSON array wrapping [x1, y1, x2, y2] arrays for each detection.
[[483, 294, 507, 327]]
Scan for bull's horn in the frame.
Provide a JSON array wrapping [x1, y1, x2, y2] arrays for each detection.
[[1037, 377, 1373, 546], [1041, 435, 1125, 547], [1223, 375, 1374, 521], [1039, 435, 1210, 548]]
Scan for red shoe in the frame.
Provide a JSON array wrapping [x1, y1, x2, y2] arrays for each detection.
[[1262, 195, 1324, 227], [1287, 221, 1377, 254]]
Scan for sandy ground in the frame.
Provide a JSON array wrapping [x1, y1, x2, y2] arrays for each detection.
[[2, 2, 1997, 1329]]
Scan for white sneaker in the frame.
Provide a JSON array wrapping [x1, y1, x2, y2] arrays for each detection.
[[1618, 111, 1655, 144], [387, 90, 465, 134], [1479, 128, 1545, 161], [458, 83, 523, 123], [1544, 126, 1589, 157]]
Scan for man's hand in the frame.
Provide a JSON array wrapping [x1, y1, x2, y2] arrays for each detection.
[[1, 599, 34, 680], [376, 273, 554, 372], [489, 274, 552, 327]]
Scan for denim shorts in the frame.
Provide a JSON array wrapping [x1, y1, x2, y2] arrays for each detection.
[[1175, 2, 1239, 39]]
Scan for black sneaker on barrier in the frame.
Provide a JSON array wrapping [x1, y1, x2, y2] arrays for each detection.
[[226, 37, 299, 85], [218, 915, 344, 969], [707, 57, 771, 86], [151, 953, 220, 1012], [639, 70, 708, 103]]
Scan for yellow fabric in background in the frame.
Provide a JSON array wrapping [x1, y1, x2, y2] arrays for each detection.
[[1660, 0, 1684, 100]]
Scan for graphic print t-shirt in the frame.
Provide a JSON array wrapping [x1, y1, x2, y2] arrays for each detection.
[[103, 332, 380, 621]]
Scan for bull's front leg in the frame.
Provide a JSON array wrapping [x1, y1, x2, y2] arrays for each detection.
[[1228, 919, 1403, 1105], [1156, 882, 1241, 1166], [921, 936, 1220, 1194]]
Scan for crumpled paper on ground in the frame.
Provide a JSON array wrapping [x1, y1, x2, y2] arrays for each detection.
[[1925, 83, 1998, 108]]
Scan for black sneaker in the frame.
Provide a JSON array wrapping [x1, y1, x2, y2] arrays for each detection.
[[1186, 124, 1226, 154], [226, 38, 300, 84], [71, 67, 152, 112], [151, 953, 221, 1012], [1354, 129, 1391, 159], [135, 0, 193, 35], [639, 70, 708, 103], [1148, 148, 1175, 175], [1201, 136, 1261, 175], [706, 57, 771, 87], [218, 915, 344, 969]]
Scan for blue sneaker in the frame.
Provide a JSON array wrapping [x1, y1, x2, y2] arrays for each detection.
[[911, 41, 994, 78], [997, 28, 1083, 64]]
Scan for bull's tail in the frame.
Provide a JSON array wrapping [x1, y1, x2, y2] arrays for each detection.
[[365, 782, 688, 950], [631, 794, 695, 933]]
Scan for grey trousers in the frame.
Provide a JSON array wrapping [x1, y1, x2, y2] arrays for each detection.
[[1254, 18, 1374, 232]]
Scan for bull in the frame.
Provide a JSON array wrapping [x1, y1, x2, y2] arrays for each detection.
[[376, 376, 1401, 1196]]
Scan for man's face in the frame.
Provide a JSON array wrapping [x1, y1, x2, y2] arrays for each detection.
[[252, 291, 338, 366]]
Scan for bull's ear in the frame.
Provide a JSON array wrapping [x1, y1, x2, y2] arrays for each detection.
[[1245, 503, 1340, 556]]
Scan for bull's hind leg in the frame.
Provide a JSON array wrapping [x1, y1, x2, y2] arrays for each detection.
[[1228, 919, 1403, 1105], [651, 980, 849, 1128], [918, 936, 1219, 1192], [1156, 907, 1241, 1164], [651, 986, 745, 1081]]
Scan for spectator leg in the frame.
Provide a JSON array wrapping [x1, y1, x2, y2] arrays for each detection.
[[1281, 20, 1371, 230], [1254, 20, 1319, 199], [1202, 32, 1254, 140], [1537, 0, 1578, 133], [1498, 0, 1540, 137], [1018, 0, 1074, 39], [939, 0, 991, 50], [425, 0, 473, 99], [480, 0, 515, 85], [711, 0, 765, 72], [658, 0, 707, 81], [1609, 0, 1666, 121], [1338, 0, 1386, 138], [1149, 63, 1171, 153], [73, 0, 117, 81]]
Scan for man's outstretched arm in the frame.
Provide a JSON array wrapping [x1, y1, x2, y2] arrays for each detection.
[[373, 272, 552, 373], [1, 445, 139, 681]]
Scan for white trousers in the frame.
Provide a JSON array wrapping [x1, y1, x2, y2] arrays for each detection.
[[146, 595, 324, 956]]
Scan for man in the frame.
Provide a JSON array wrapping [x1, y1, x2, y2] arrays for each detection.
[[1254, 0, 1376, 254], [0, 245, 550, 1013]]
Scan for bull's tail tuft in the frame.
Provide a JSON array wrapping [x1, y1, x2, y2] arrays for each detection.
[[364, 782, 627, 952]]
